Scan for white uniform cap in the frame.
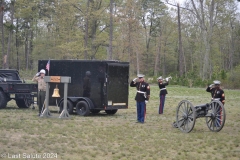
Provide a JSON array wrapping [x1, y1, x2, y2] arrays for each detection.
[[40, 69, 46, 74], [86, 71, 91, 76], [137, 74, 145, 78], [157, 76, 163, 80], [213, 80, 221, 85]]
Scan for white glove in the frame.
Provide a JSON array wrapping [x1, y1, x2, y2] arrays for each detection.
[[145, 100, 148, 104], [166, 78, 169, 82], [133, 78, 137, 82], [35, 72, 40, 76], [209, 84, 214, 88]]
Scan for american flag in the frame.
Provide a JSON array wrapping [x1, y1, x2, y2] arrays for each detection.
[[46, 60, 50, 71]]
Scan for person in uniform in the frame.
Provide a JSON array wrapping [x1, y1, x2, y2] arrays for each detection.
[[32, 69, 47, 116], [206, 80, 225, 105], [157, 76, 169, 114], [97, 65, 105, 106], [206, 80, 225, 127], [130, 74, 150, 123], [83, 71, 91, 97]]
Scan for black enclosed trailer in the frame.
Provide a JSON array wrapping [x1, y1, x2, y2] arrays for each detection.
[[38, 60, 129, 116]]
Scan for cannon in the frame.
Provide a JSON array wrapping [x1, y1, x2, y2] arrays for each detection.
[[173, 99, 226, 133]]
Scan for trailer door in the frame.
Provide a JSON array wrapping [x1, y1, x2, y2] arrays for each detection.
[[107, 63, 129, 109]]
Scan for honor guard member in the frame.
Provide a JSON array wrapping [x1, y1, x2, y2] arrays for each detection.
[[206, 80, 225, 105], [83, 71, 91, 97], [32, 69, 47, 116], [157, 76, 169, 114], [130, 74, 150, 123], [206, 80, 225, 127]]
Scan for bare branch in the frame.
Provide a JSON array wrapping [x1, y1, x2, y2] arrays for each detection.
[[65, 0, 84, 14], [164, 0, 195, 14]]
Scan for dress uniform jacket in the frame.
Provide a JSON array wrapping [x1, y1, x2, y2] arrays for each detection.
[[206, 87, 225, 103], [130, 81, 150, 102], [159, 82, 168, 95]]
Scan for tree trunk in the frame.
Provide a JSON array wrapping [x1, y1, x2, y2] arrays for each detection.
[[16, 18, 19, 70], [162, 54, 166, 76], [154, 31, 162, 76], [229, 21, 234, 72], [202, 29, 210, 79], [25, 29, 29, 70], [84, 0, 90, 59], [177, 3, 184, 77], [190, 0, 216, 80], [29, 27, 34, 70], [136, 48, 140, 75], [89, 1, 102, 59], [6, 1, 14, 69], [108, 0, 113, 60], [128, 28, 135, 74], [0, 2, 5, 68]]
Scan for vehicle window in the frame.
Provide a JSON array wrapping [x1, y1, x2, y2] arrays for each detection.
[[0, 73, 19, 80]]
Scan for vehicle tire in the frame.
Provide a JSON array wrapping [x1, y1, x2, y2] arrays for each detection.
[[16, 99, 31, 108], [90, 109, 101, 114], [105, 109, 118, 115], [0, 90, 7, 109], [59, 100, 74, 114], [76, 101, 90, 116]]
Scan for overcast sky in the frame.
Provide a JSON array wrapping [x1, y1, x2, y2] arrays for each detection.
[[167, 0, 240, 11]]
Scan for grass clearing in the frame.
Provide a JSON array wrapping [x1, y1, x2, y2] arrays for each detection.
[[0, 85, 240, 160]]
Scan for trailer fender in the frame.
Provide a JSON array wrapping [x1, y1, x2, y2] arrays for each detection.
[[58, 97, 94, 109]]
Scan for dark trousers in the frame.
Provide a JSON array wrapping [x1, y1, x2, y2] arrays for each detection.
[[136, 101, 146, 123], [38, 91, 46, 114], [159, 95, 166, 114]]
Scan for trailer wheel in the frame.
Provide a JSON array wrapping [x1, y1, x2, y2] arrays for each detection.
[[0, 90, 7, 109], [16, 99, 31, 108], [76, 101, 90, 116], [90, 109, 101, 114], [59, 100, 74, 114], [105, 109, 118, 115]]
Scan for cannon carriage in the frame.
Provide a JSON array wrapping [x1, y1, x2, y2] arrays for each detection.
[[174, 99, 226, 133]]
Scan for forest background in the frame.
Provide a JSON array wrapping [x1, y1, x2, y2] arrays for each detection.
[[0, 0, 240, 88]]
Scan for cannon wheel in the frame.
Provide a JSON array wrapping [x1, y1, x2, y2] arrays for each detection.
[[176, 100, 196, 133], [206, 100, 226, 132]]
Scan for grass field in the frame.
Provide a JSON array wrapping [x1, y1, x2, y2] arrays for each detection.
[[0, 85, 240, 160]]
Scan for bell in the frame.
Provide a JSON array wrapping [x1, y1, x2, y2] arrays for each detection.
[[52, 84, 60, 97]]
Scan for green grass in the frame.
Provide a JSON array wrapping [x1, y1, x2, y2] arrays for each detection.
[[0, 85, 240, 160]]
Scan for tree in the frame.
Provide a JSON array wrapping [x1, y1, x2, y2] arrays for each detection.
[[140, 0, 167, 74], [187, 0, 225, 79], [108, 0, 114, 60], [177, 2, 184, 77], [0, 0, 5, 68], [6, 1, 15, 69]]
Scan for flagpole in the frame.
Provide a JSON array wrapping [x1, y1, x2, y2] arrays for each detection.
[[48, 58, 50, 76], [46, 58, 50, 76], [45, 59, 50, 107]]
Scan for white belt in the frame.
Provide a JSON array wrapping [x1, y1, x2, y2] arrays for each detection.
[[160, 88, 166, 91], [137, 91, 147, 98], [137, 91, 146, 94]]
